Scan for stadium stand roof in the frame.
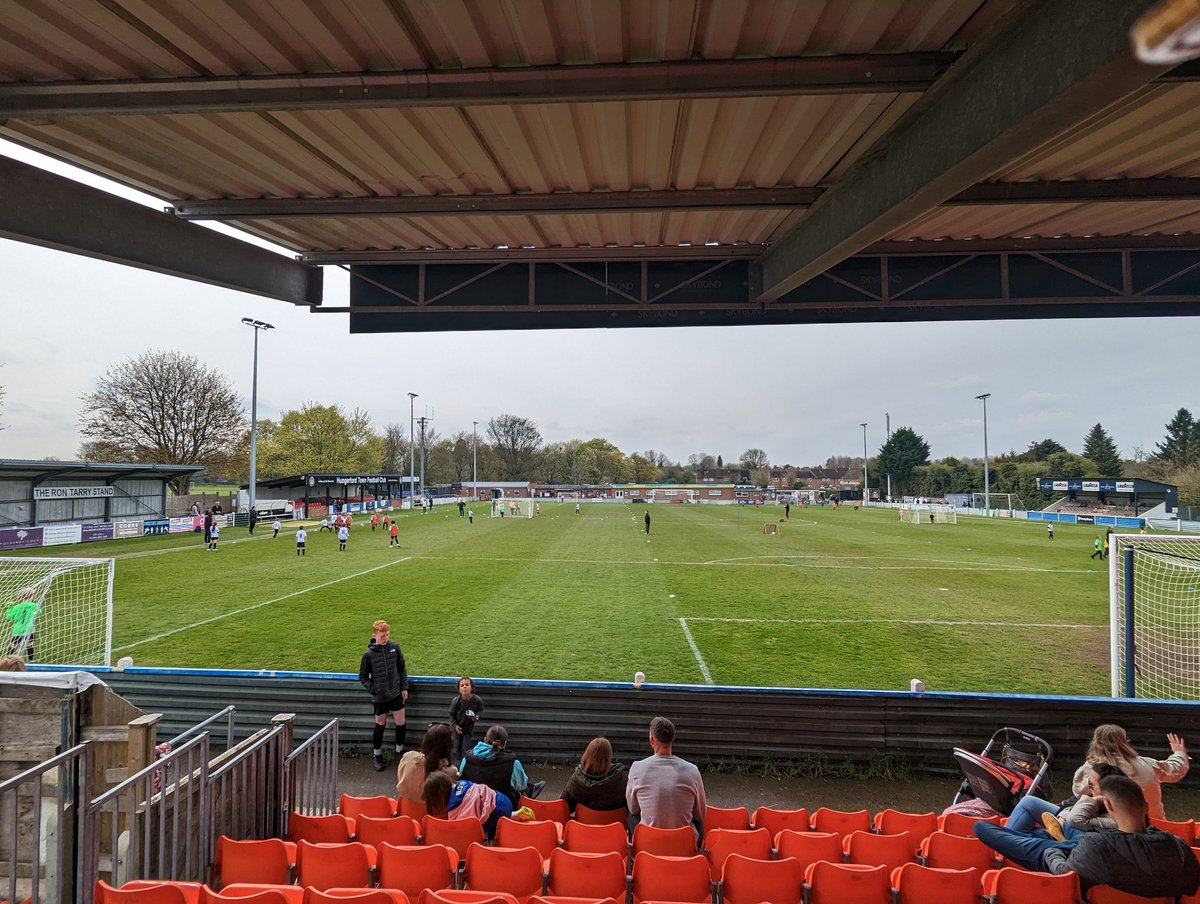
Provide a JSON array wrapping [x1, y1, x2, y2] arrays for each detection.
[[2, 0, 1199, 329], [0, 459, 204, 482]]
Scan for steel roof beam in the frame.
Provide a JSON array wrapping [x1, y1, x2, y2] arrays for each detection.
[[0, 54, 957, 117], [174, 178, 1200, 220], [754, 0, 1175, 301], [0, 156, 322, 306], [302, 245, 766, 264]]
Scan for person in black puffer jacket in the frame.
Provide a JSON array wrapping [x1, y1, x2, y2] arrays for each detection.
[[562, 737, 628, 816], [358, 619, 408, 772], [461, 725, 544, 807]]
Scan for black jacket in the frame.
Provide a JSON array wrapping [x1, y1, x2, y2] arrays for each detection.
[[561, 763, 628, 813], [462, 748, 520, 805], [1044, 827, 1200, 897], [358, 640, 408, 702]]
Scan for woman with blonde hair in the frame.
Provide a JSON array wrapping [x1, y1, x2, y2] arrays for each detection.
[[561, 736, 628, 815], [1073, 724, 1189, 819]]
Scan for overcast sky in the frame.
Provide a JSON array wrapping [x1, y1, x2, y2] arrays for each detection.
[[1, 138, 1195, 470]]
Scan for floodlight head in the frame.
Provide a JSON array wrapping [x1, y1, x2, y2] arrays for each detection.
[[241, 317, 274, 330], [975, 392, 991, 401], [408, 392, 419, 400]]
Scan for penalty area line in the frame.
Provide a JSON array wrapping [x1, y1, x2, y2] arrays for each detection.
[[684, 616, 1103, 629], [114, 556, 413, 653], [678, 617, 714, 685]]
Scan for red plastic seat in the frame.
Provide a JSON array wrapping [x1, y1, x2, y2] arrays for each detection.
[[701, 806, 750, 842], [399, 799, 428, 821], [938, 811, 1001, 838], [720, 853, 802, 904], [118, 882, 202, 904], [530, 897, 618, 904], [810, 808, 871, 841], [774, 830, 843, 873], [462, 843, 544, 904], [202, 888, 293, 904], [421, 815, 486, 862], [630, 853, 711, 904], [376, 844, 458, 898], [546, 849, 626, 901], [356, 815, 420, 847], [574, 805, 626, 826], [562, 821, 628, 858], [842, 831, 914, 872], [495, 818, 561, 865], [520, 797, 570, 825], [890, 863, 978, 904], [417, 892, 518, 904], [1087, 886, 1177, 904], [1149, 816, 1197, 844], [96, 882, 190, 904], [631, 824, 697, 858], [305, 891, 408, 904], [873, 810, 938, 849], [980, 867, 1080, 904], [340, 794, 398, 820], [288, 813, 355, 844], [703, 828, 771, 881], [295, 841, 375, 891], [750, 808, 810, 842], [919, 831, 997, 874], [214, 837, 297, 888], [218, 885, 304, 904], [803, 861, 890, 904]]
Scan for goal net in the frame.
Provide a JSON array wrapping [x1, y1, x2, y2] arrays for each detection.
[[904, 508, 957, 524], [0, 557, 114, 666], [1110, 534, 1200, 699], [489, 498, 535, 519]]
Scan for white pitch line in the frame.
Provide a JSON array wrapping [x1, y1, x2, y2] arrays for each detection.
[[412, 554, 1073, 574], [678, 617, 714, 685], [114, 556, 413, 652], [684, 616, 1103, 629]]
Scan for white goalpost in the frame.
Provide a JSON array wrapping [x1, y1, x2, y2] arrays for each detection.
[[1110, 534, 1200, 699], [903, 507, 957, 524], [0, 557, 114, 666], [489, 497, 536, 519]]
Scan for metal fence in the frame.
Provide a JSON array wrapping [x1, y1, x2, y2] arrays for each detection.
[[208, 723, 289, 855], [282, 719, 339, 831]]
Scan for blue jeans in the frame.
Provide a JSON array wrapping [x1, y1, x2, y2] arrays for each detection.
[[975, 821, 1081, 872], [1005, 795, 1061, 833]]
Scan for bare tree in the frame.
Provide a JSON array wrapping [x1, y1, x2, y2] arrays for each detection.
[[78, 350, 245, 493], [450, 431, 474, 482], [741, 448, 770, 470], [487, 413, 543, 480], [382, 423, 409, 472]]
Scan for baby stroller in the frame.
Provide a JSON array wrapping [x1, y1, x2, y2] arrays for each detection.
[[951, 726, 1054, 815]]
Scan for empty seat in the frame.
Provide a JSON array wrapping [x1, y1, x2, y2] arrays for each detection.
[[520, 797, 570, 825], [530, 897, 618, 904], [295, 841, 375, 891], [701, 807, 750, 842], [462, 844, 544, 904], [304, 892, 408, 904], [399, 799, 428, 821], [1149, 817, 1197, 844], [218, 884, 305, 904], [118, 882, 202, 904], [803, 862, 890, 904], [919, 831, 997, 874], [750, 808, 810, 842], [561, 821, 628, 858], [774, 831, 843, 873], [720, 853, 802, 904], [495, 818, 561, 865], [890, 863, 979, 904], [573, 805, 626, 826], [421, 816, 486, 862], [202, 887, 294, 904], [938, 812, 1001, 838], [631, 824, 697, 858], [873, 810, 938, 849], [703, 829, 771, 881], [417, 892, 518, 904], [214, 837, 297, 888], [546, 849, 626, 901], [96, 882, 190, 904], [810, 808, 871, 840], [377, 844, 458, 898], [630, 853, 712, 904], [356, 815, 420, 848], [340, 795, 398, 821], [980, 867, 1080, 904], [288, 813, 355, 844], [842, 831, 914, 872]]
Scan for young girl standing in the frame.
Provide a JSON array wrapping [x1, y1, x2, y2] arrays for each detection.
[[449, 676, 484, 763]]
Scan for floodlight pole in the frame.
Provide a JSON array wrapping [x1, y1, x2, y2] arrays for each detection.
[[472, 420, 478, 501], [417, 415, 430, 501], [861, 422, 868, 505], [885, 412, 892, 502], [407, 392, 418, 509], [976, 393, 991, 511], [241, 317, 274, 516]]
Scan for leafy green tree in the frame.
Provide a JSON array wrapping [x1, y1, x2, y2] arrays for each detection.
[[256, 403, 382, 476], [1020, 439, 1067, 462], [450, 432, 473, 482], [875, 427, 930, 495], [1173, 463, 1200, 507], [78, 350, 245, 493], [1082, 423, 1122, 476], [1154, 408, 1197, 469], [1045, 451, 1093, 479], [629, 454, 659, 483], [716, 455, 723, 468]]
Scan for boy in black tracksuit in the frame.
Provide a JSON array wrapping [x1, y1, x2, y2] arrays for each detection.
[[358, 619, 408, 771]]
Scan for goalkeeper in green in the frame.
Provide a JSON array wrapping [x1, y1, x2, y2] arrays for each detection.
[[5, 586, 41, 662]]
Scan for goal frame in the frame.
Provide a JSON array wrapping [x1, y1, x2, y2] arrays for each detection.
[[0, 556, 114, 666]]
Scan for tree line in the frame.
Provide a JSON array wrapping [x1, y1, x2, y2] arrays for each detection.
[[54, 350, 1200, 506]]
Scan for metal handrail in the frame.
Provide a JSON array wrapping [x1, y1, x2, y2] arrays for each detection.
[[169, 705, 236, 750]]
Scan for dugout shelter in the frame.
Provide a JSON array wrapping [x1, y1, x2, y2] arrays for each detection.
[[0, 459, 202, 531], [1038, 476, 1179, 518], [249, 472, 413, 516]]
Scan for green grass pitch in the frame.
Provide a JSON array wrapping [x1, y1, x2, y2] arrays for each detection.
[[10, 504, 1117, 694]]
